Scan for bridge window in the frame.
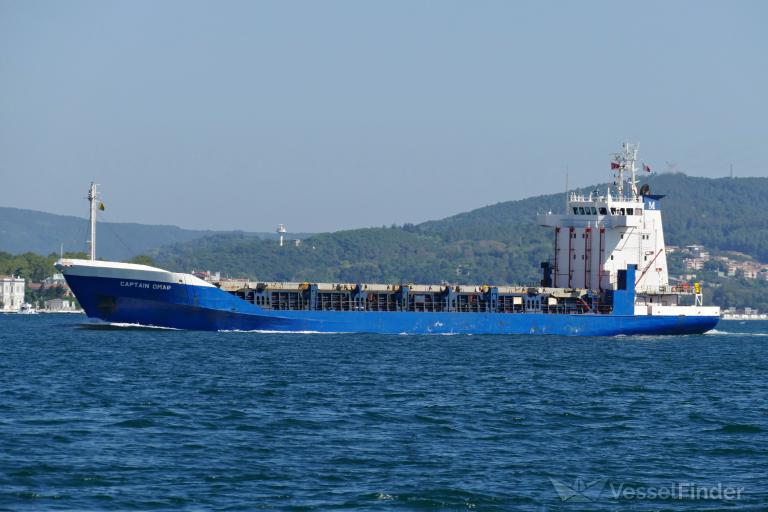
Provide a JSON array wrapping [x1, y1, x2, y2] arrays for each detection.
[[610, 208, 616, 215], [578, 207, 585, 214], [599, 207, 607, 215], [627, 208, 633, 215], [591, 207, 597, 214], [573, 207, 578, 214]]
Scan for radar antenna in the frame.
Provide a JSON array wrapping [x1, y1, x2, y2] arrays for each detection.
[[611, 142, 640, 199]]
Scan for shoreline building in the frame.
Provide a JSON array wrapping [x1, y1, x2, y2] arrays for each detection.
[[43, 298, 79, 312], [0, 276, 25, 312]]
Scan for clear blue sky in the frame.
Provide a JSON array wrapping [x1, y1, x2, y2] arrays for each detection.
[[1, 0, 766, 232]]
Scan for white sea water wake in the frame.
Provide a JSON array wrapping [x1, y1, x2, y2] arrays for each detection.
[[79, 321, 181, 330], [217, 329, 349, 334], [705, 329, 768, 336], [107, 322, 181, 330]]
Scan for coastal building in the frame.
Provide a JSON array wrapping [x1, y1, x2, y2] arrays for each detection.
[[192, 270, 221, 282], [721, 307, 768, 320], [42, 273, 67, 288], [684, 258, 705, 271], [686, 245, 710, 261], [0, 276, 25, 312], [44, 298, 78, 312], [739, 267, 758, 280], [42, 273, 74, 296]]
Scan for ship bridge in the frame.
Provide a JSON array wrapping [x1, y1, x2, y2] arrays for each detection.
[[537, 143, 670, 296]]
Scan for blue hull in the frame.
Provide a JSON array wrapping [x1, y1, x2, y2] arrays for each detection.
[[64, 274, 719, 336]]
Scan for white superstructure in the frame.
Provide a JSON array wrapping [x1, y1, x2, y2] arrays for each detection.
[[538, 143, 717, 316]]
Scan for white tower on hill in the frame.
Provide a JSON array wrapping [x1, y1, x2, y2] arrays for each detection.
[[277, 224, 287, 247]]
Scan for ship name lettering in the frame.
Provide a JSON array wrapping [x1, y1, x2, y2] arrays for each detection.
[[120, 281, 150, 289]]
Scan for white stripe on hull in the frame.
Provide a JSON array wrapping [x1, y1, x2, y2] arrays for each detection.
[[54, 258, 214, 288]]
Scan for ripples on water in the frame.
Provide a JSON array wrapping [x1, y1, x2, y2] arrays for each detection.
[[0, 315, 766, 511]]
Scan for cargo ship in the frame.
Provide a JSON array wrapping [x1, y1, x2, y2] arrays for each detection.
[[57, 144, 719, 335]]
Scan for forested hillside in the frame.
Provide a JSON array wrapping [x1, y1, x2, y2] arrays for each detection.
[[419, 174, 768, 262], [0, 207, 219, 260], [154, 174, 768, 287], [0, 207, 293, 260]]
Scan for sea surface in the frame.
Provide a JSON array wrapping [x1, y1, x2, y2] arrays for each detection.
[[0, 315, 766, 511]]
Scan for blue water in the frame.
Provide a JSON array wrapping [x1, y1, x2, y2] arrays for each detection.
[[0, 315, 766, 511]]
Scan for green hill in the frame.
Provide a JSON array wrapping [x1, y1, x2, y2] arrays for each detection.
[[153, 174, 768, 288], [0, 207, 291, 261], [420, 173, 768, 262]]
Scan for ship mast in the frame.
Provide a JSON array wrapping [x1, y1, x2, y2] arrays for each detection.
[[612, 142, 640, 200], [88, 182, 98, 261]]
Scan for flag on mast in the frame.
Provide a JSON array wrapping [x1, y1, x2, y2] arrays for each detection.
[[99, 202, 105, 211], [643, 163, 652, 173], [611, 162, 621, 170]]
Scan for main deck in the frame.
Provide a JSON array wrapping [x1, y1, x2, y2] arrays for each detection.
[[217, 280, 613, 315]]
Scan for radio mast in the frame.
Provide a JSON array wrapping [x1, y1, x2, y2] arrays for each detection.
[[88, 182, 98, 260], [612, 142, 640, 199]]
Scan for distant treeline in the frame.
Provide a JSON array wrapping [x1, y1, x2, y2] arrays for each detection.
[[152, 174, 768, 310], [0, 251, 84, 282], [0, 251, 152, 282]]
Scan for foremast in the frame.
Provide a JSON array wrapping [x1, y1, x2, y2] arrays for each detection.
[[88, 182, 99, 261]]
